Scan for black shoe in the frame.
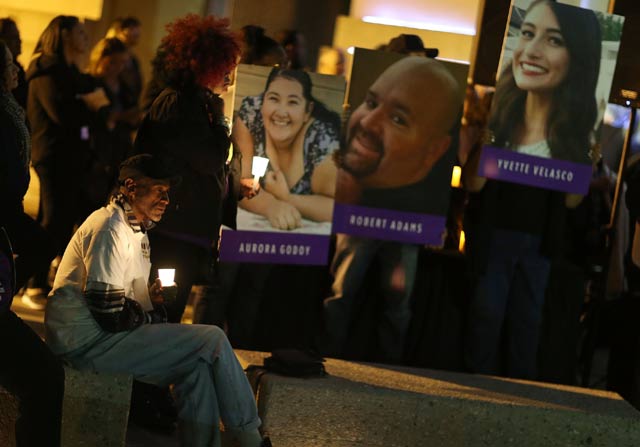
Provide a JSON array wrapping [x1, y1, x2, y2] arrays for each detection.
[[128, 381, 177, 435], [261, 437, 273, 447]]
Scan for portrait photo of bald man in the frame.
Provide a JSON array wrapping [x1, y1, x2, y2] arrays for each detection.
[[324, 50, 466, 361]]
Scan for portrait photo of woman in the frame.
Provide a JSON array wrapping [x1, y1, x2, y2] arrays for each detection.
[[463, 1, 623, 381], [488, 0, 606, 165], [232, 66, 344, 233]]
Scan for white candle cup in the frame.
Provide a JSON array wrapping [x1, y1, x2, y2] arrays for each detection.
[[252, 156, 270, 177], [251, 156, 269, 190], [158, 269, 176, 287]]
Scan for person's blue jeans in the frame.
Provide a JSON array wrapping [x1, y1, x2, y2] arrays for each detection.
[[61, 323, 261, 445], [465, 228, 551, 379], [323, 235, 419, 362]]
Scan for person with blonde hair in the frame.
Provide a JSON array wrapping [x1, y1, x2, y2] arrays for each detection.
[[85, 37, 140, 208], [25, 15, 110, 304]]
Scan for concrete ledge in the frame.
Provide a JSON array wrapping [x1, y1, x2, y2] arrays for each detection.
[[236, 351, 640, 447], [1, 368, 132, 447], [61, 368, 132, 447]]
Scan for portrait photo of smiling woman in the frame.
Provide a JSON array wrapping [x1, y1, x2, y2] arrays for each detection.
[[463, 1, 624, 381], [489, 0, 603, 164], [232, 67, 343, 232]]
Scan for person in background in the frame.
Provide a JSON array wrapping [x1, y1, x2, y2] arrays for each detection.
[[386, 34, 439, 58], [463, 0, 600, 379], [86, 37, 140, 209], [26, 15, 110, 305], [0, 39, 64, 446], [233, 67, 340, 230], [0, 228, 65, 447], [240, 25, 287, 68], [0, 18, 27, 108], [323, 57, 461, 362], [277, 29, 308, 70], [106, 16, 143, 104], [316, 46, 345, 76], [0, 38, 56, 299], [135, 14, 253, 323], [201, 68, 340, 345]]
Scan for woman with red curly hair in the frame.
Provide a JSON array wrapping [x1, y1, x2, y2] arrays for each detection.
[[135, 14, 253, 323], [134, 17, 267, 445]]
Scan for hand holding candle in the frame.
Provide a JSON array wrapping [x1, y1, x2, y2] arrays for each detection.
[[157, 269, 177, 304], [158, 269, 175, 287], [251, 156, 270, 191]]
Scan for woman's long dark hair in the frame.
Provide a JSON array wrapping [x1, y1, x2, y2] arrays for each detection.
[[489, 0, 601, 163], [263, 67, 341, 133], [241, 25, 286, 66]]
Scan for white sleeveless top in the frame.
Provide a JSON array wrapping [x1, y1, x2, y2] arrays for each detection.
[[514, 140, 551, 158]]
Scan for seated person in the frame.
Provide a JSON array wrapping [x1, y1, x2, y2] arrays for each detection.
[[44, 154, 271, 447]]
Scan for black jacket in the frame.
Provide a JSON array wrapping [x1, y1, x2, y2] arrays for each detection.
[[26, 54, 94, 167], [135, 86, 233, 244], [0, 109, 29, 213]]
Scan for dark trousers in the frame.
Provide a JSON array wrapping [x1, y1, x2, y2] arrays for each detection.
[[34, 162, 87, 256], [226, 263, 273, 349], [323, 235, 419, 363], [465, 229, 551, 379], [149, 233, 216, 323], [192, 262, 240, 328], [0, 311, 65, 447], [1, 209, 55, 291]]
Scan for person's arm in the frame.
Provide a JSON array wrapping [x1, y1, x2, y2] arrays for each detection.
[[231, 116, 256, 179], [239, 189, 302, 230], [265, 155, 337, 222], [83, 230, 165, 332], [84, 282, 147, 332], [30, 75, 105, 127], [462, 143, 487, 192]]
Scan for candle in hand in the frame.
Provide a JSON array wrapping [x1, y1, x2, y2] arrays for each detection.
[[158, 269, 176, 287], [251, 156, 270, 190]]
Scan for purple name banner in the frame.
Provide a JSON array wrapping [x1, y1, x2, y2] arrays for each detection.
[[219, 229, 330, 265], [332, 203, 446, 245], [478, 145, 591, 194]]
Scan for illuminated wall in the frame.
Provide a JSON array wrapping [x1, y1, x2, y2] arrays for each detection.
[[350, 0, 480, 35], [333, 15, 475, 63]]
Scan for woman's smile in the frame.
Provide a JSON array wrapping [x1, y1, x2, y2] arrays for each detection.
[[271, 117, 291, 127], [519, 61, 547, 75]]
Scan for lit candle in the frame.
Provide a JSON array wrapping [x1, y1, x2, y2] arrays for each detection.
[[459, 230, 466, 253], [252, 156, 270, 190], [158, 269, 175, 287], [451, 165, 462, 188]]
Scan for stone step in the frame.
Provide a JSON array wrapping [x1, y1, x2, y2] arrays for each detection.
[[0, 368, 132, 447], [236, 351, 640, 447], [61, 368, 132, 447]]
